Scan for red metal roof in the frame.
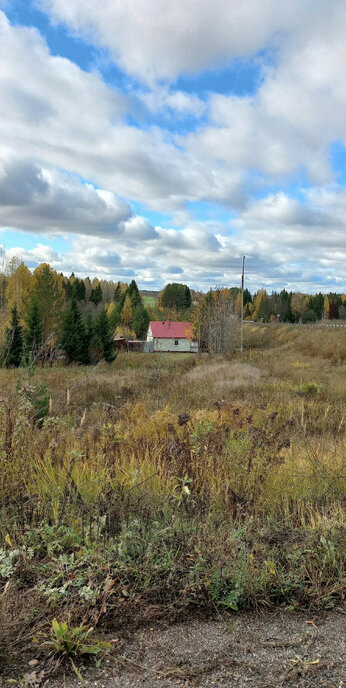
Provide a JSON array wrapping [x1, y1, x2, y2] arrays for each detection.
[[149, 321, 193, 339]]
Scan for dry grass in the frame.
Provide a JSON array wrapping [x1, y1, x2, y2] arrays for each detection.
[[0, 325, 345, 676], [186, 361, 264, 392]]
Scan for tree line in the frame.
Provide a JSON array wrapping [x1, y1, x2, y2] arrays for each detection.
[[241, 288, 346, 323], [0, 258, 150, 367], [0, 253, 345, 366]]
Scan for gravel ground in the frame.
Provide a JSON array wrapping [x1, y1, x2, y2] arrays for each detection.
[[8, 611, 345, 688]]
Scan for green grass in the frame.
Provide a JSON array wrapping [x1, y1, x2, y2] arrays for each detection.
[[143, 295, 156, 308]]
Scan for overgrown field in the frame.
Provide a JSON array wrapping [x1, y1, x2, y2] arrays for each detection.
[[0, 325, 345, 676]]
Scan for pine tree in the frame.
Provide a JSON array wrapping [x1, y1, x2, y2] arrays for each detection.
[[127, 279, 142, 308], [95, 307, 116, 362], [83, 310, 95, 364], [75, 279, 86, 301], [60, 299, 87, 364], [89, 283, 103, 305], [132, 304, 149, 339], [184, 285, 192, 309], [109, 302, 122, 330], [24, 297, 43, 363], [88, 331, 103, 365], [4, 306, 23, 367], [113, 281, 122, 303], [309, 293, 324, 320], [243, 288, 252, 305]]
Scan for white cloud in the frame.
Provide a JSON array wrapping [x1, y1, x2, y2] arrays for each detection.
[[0, 3, 346, 291], [2, 7, 346, 211], [37, 0, 310, 83], [138, 87, 206, 118], [0, 157, 152, 237]]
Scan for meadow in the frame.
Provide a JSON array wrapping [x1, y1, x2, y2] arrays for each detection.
[[142, 295, 156, 308], [0, 324, 345, 677]]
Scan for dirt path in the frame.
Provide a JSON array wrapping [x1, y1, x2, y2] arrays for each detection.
[[17, 612, 346, 688]]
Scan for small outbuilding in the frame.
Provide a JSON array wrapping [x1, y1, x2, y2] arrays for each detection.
[[114, 335, 153, 352], [114, 334, 127, 351], [147, 321, 198, 353]]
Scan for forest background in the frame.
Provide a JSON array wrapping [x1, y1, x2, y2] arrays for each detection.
[[0, 251, 345, 367]]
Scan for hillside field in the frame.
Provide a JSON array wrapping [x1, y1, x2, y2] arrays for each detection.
[[142, 295, 156, 308], [0, 324, 345, 683]]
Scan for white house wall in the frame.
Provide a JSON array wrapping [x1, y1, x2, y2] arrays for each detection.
[[154, 337, 194, 352]]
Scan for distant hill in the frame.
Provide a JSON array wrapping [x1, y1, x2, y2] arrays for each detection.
[[140, 290, 160, 298], [140, 290, 159, 308]]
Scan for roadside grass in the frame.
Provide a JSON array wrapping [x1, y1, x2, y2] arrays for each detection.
[[0, 325, 345, 676]]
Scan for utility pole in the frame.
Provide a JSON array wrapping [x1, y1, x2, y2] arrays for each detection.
[[240, 255, 245, 357]]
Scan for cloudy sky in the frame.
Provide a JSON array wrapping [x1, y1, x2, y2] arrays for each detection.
[[0, 0, 345, 292]]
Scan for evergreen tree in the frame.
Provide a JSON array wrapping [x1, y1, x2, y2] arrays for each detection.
[[4, 306, 23, 367], [109, 302, 122, 330], [243, 288, 252, 305], [88, 331, 103, 365], [81, 310, 94, 364], [95, 307, 116, 362], [73, 278, 86, 301], [132, 304, 150, 339], [24, 297, 43, 363], [304, 308, 317, 323], [85, 310, 94, 344], [308, 293, 324, 320], [184, 284, 192, 309], [113, 281, 122, 303], [280, 289, 294, 322], [161, 283, 191, 310], [89, 283, 103, 305], [60, 299, 88, 364], [127, 279, 142, 308]]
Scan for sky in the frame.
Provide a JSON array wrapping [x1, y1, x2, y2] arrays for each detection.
[[0, 0, 345, 293]]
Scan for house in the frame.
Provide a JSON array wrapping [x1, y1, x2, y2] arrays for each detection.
[[147, 321, 198, 353]]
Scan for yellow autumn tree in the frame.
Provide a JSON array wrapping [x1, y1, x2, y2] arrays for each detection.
[[323, 295, 330, 319], [32, 263, 65, 338], [291, 292, 309, 322], [234, 292, 242, 316], [121, 294, 133, 344], [252, 289, 269, 321], [244, 301, 254, 319], [6, 262, 33, 321], [106, 302, 115, 319]]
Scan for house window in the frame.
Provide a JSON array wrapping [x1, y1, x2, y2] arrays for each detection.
[[174, 339, 179, 346]]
